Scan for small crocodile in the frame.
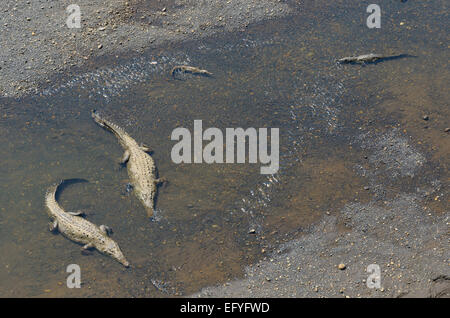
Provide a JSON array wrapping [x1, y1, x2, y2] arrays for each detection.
[[337, 53, 413, 64], [337, 53, 386, 64], [45, 180, 129, 267], [92, 110, 164, 218], [171, 65, 213, 78]]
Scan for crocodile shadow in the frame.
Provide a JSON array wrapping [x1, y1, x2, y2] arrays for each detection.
[[54, 178, 89, 201], [170, 73, 215, 81], [372, 54, 417, 64]]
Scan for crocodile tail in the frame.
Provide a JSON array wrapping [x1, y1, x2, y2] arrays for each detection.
[[91, 109, 108, 128], [45, 180, 63, 198], [44, 180, 64, 212], [91, 109, 128, 142]]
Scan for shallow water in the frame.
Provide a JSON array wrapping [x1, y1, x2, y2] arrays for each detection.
[[0, 1, 448, 296]]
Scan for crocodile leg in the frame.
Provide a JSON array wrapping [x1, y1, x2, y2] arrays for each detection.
[[140, 146, 151, 153], [48, 220, 58, 232], [83, 243, 94, 250], [120, 150, 130, 165], [68, 210, 85, 217], [156, 177, 168, 186], [100, 225, 113, 236], [81, 243, 94, 255]]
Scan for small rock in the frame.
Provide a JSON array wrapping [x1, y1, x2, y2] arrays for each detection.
[[338, 263, 346, 270], [422, 115, 429, 121], [248, 229, 256, 234], [444, 128, 450, 133], [97, 44, 103, 49]]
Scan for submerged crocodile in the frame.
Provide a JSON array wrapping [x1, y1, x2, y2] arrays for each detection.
[[171, 65, 213, 78], [45, 180, 129, 267], [92, 110, 164, 218], [337, 53, 384, 64], [337, 53, 413, 64]]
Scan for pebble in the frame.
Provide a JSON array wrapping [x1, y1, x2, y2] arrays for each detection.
[[98, 44, 103, 49], [338, 263, 346, 270], [422, 115, 429, 121], [444, 128, 450, 132]]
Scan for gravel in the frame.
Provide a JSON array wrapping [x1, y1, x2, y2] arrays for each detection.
[[0, 0, 291, 97], [193, 130, 449, 298]]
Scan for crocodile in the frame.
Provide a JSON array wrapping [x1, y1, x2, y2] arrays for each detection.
[[92, 110, 164, 218], [337, 53, 385, 64], [337, 53, 414, 64], [171, 65, 213, 78], [45, 180, 130, 267]]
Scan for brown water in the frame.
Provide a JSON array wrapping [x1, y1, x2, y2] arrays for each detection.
[[0, 1, 448, 297]]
